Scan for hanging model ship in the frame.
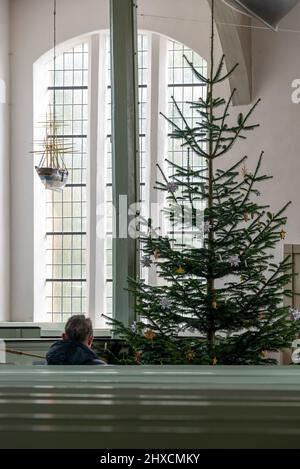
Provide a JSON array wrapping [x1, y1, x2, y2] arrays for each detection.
[[33, 0, 70, 192], [33, 116, 71, 191]]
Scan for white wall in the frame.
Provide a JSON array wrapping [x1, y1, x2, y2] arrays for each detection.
[[10, 0, 223, 321], [0, 0, 10, 321], [252, 12, 300, 247], [221, 5, 300, 265]]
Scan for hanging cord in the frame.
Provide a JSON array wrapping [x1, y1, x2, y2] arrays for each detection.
[[52, 0, 58, 169], [42, 0, 58, 169], [0, 347, 46, 360], [53, 0, 57, 141], [137, 13, 300, 34], [52, 0, 68, 173]]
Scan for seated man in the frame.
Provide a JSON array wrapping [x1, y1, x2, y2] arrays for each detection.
[[46, 315, 106, 365]]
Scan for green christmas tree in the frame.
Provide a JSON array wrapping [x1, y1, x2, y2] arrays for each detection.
[[107, 0, 299, 365]]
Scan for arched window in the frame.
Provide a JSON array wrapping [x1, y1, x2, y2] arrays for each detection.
[[34, 33, 206, 328]]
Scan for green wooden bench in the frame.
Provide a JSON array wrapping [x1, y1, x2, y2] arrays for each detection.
[[0, 365, 300, 448]]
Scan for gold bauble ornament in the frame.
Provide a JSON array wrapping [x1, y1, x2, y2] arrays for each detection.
[[258, 311, 266, 320], [241, 164, 248, 178], [186, 350, 196, 361], [176, 265, 185, 275], [153, 249, 161, 259], [144, 329, 156, 341], [134, 351, 142, 363], [212, 299, 218, 310], [280, 228, 287, 240]]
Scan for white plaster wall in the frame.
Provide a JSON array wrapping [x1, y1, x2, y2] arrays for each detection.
[[252, 12, 300, 247], [0, 0, 10, 321], [221, 5, 300, 266], [10, 0, 223, 321]]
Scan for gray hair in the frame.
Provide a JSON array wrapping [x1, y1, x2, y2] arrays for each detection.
[[64, 315, 93, 343]]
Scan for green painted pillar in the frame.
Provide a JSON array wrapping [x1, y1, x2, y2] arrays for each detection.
[[110, 0, 139, 327]]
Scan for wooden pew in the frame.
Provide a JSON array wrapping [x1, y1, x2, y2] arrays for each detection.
[[0, 365, 300, 448]]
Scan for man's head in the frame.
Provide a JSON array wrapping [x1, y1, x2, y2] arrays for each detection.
[[62, 315, 94, 348]]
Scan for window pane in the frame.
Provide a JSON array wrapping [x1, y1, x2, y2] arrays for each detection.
[[45, 43, 89, 323], [104, 33, 150, 318], [167, 40, 207, 250]]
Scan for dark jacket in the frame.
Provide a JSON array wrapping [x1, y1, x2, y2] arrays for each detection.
[[46, 340, 106, 365]]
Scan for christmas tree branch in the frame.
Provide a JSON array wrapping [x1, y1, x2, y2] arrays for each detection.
[[214, 99, 261, 159]]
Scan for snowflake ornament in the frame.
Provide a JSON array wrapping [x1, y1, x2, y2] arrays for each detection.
[[204, 221, 212, 234], [141, 256, 152, 268], [166, 181, 179, 193], [160, 297, 172, 310], [228, 255, 241, 267], [291, 308, 300, 321]]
